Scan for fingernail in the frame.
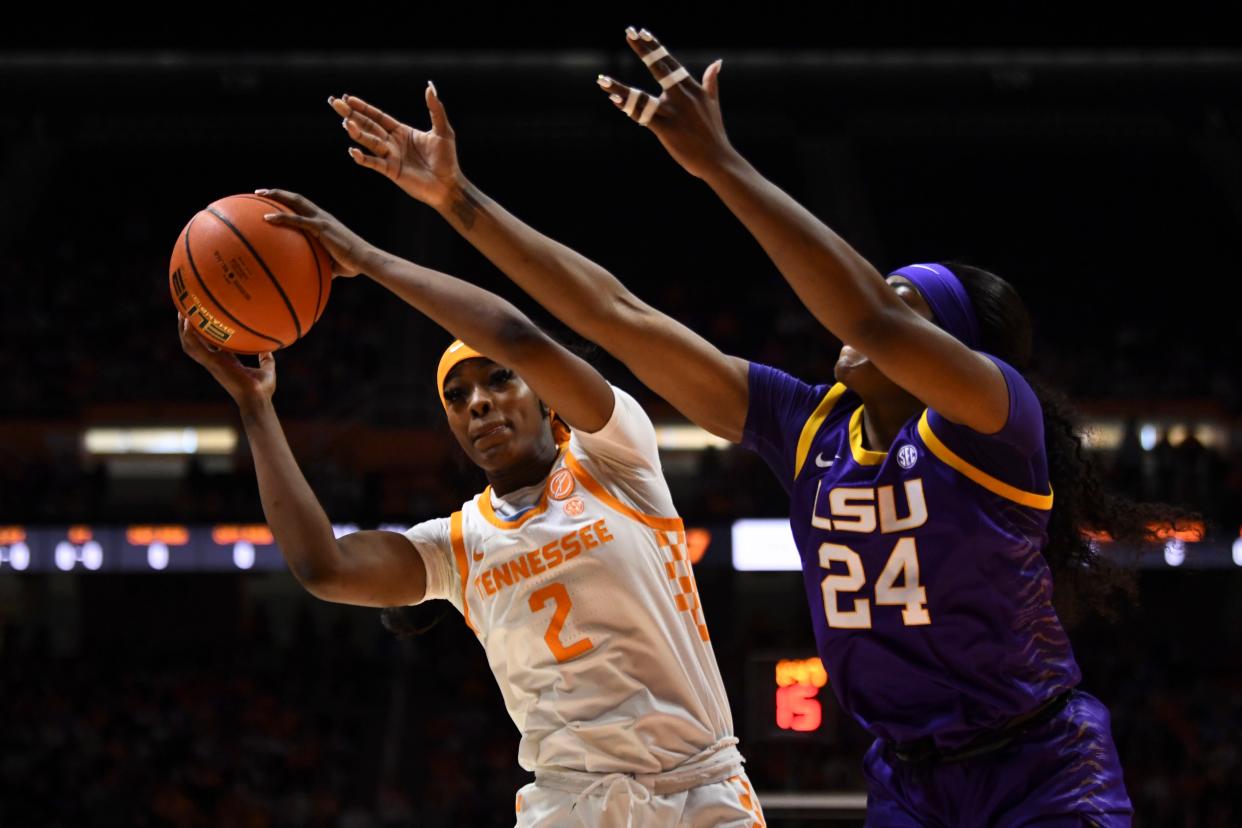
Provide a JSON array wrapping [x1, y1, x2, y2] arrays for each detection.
[[264, 213, 277, 220], [625, 27, 638, 40], [341, 118, 349, 128], [610, 94, 622, 104], [428, 80, 437, 95], [597, 75, 612, 89], [639, 28, 654, 41], [254, 189, 267, 194]]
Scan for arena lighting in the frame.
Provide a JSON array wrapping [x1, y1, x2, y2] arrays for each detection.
[[731, 519, 800, 571], [84, 426, 238, 455], [1082, 520, 1204, 543], [1233, 534, 1242, 568], [653, 424, 732, 450], [331, 524, 360, 539], [1140, 425, 1158, 451], [1079, 422, 1123, 450]]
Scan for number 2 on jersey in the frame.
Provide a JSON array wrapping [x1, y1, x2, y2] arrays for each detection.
[[820, 538, 931, 629], [529, 582, 594, 662]]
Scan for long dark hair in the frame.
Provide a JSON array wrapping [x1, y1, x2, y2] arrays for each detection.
[[946, 262, 1194, 624]]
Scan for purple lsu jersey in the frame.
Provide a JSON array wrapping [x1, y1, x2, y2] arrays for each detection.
[[743, 359, 1080, 750]]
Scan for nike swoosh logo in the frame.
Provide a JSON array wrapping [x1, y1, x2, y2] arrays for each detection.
[[472, 550, 484, 561], [814, 453, 835, 468]]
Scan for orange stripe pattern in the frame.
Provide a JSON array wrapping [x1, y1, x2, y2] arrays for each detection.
[[657, 526, 710, 642], [728, 775, 766, 827], [449, 511, 478, 634]]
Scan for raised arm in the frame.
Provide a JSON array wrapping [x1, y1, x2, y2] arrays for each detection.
[[327, 88, 751, 442], [177, 317, 425, 607], [256, 189, 615, 433], [596, 29, 1009, 433]]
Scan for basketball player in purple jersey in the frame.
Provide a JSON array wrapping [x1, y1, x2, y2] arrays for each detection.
[[329, 30, 1183, 824]]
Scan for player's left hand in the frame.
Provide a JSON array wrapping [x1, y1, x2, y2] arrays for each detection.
[[328, 87, 460, 212], [597, 28, 734, 180], [256, 189, 377, 278]]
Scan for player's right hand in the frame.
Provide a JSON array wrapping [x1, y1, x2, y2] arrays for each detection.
[[329, 86, 460, 211], [178, 316, 276, 409]]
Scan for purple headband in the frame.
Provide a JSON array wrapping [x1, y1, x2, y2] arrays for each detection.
[[889, 263, 980, 350]]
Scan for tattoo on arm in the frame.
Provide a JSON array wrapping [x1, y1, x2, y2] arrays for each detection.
[[450, 185, 483, 230]]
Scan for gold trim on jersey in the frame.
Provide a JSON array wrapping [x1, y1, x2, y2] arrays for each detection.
[[917, 410, 1054, 510], [478, 486, 550, 529], [476, 447, 567, 530], [848, 406, 888, 466], [563, 451, 686, 531], [449, 511, 479, 633], [793, 383, 848, 480]]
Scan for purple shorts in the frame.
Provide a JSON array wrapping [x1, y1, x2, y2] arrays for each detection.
[[863, 690, 1133, 827]]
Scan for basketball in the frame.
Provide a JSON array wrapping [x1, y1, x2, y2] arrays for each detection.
[[169, 194, 332, 353]]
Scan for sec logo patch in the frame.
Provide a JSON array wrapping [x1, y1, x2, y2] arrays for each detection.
[[897, 444, 919, 470], [563, 497, 585, 517], [548, 468, 576, 500]]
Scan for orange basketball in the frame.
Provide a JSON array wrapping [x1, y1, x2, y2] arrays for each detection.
[[169, 194, 332, 354]]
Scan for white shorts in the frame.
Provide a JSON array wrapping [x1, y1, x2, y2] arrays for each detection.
[[513, 771, 766, 828]]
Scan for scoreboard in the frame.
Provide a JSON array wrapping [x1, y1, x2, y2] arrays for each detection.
[[0, 523, 406, 572], [2, 520, 1235, 573], [747, 654, 837, 741]]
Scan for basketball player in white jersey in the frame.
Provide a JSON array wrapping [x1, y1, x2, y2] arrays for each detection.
[[177, 189, 765, 827]]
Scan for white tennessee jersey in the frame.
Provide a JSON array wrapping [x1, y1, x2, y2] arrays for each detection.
[[404, 386, 734, 774]]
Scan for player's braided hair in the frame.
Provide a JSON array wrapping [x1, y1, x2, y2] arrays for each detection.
[[946, 262, 1195, 624]]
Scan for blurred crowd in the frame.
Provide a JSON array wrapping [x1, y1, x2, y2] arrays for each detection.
[[1, 571, 1237, 827], [3, 207, 1241, 535]]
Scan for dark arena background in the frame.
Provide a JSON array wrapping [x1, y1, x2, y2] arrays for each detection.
[[3, 9, 1241, 827]]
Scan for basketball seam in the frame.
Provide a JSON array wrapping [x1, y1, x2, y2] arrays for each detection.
[[233, 194, 320, 322], [205, 206, 304, 340], [183, 216, 287, 349], [231, 194, 322, 322]]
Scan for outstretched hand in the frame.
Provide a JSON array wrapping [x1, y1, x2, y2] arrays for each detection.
[[596, 27, 734, 180], [178, 316, 276, 408], [255, 189, 378, 278], [329, 86, 461, 210]]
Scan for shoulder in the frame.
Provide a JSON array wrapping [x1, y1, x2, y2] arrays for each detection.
[[919, 354, 1051, 508], [742, 362, 857, 489], [927, 354, 1044, 455], [568, 384, 661, 473], [402, 515, 453, 551]]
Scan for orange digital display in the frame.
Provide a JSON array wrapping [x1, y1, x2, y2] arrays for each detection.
[[0, 526, 26, 545], [1083, 520, 1205, 543], [212, 525, 275, 545], [774, 657, 828, 732], [126, 525, 190, 545], [67, 525, 93, 544]]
